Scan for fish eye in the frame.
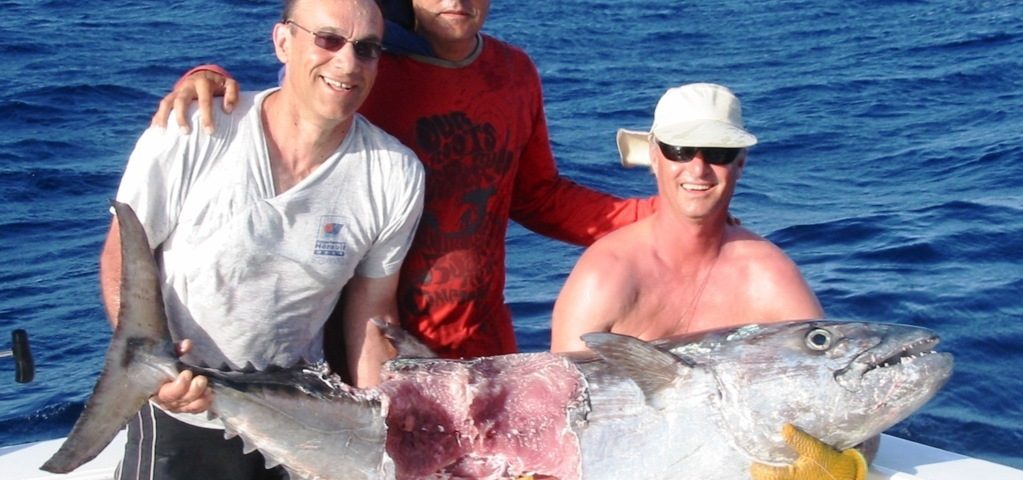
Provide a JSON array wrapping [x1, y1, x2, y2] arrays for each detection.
[[805, 328, 833, 351]]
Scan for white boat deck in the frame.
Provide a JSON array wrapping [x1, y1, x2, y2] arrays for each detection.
[[3, 431, 126, 480], [3, 432, 1022, 479], [869, 435, 1023, 480]]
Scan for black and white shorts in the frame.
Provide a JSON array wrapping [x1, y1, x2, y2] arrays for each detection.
[[116, 403, 286, 480]]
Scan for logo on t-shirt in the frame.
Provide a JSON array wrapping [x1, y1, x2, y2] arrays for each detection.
[[314, 216, 348, 258]]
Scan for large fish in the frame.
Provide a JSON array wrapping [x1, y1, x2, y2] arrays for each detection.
[[41, 201, 954, 479]]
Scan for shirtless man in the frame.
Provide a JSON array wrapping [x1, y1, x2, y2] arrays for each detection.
[[550, 83, 874, 480], [551, 82, 822, 352]]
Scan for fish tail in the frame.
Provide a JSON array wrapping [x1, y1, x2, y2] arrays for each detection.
[[41, 201, 177, 473]]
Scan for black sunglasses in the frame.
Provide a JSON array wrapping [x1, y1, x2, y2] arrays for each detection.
[[286, 20, 383, 61], [657, 141, 742, 166]]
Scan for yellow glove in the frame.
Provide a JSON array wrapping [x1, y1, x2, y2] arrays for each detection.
[[750, 423, 867, 480]]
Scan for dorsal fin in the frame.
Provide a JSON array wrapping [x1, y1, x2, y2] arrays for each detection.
[[582, 332, 691, 398]]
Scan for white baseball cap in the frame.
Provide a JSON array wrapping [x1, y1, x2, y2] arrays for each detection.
[[617, 83, 757, 168]]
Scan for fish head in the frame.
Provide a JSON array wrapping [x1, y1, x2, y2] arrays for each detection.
[[666, 320, 953, 462]]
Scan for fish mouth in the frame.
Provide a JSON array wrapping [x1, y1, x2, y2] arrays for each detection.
[[836, 332, 944, 392], [864, 335, 939, 372]]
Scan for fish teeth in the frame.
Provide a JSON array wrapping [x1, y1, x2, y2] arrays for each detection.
[[263, 457, 282, 469], [240, 439, 258, 455]]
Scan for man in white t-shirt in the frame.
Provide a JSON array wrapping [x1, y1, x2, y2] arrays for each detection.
[[98, 0, 423, 478]]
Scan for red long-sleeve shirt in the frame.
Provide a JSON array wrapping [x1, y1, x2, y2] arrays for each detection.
[[359, 36, 655, 358]]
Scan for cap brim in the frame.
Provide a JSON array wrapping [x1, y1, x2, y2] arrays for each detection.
[[652, 120, 757, 149], [616, 129, 652, 168]]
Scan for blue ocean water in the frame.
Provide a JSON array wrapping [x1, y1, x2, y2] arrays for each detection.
[[1, 0, 1021, 471]]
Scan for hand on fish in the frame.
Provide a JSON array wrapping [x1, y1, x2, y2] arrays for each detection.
[[750, 424, 867, 480], [151, 339, 212, 414]]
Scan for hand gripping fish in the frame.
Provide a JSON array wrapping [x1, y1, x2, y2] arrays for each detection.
[[41, 201, 953, 479]]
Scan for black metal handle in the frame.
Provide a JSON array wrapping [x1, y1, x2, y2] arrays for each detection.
[[12, 329, 35, 383]]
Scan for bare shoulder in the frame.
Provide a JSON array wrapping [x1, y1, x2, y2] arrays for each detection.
[[722, 226, 823, 319], [567, 229, 639, 294], [551, 224, 647, 352], [579, 219, 651, 273], [723, 226, 800, 273]]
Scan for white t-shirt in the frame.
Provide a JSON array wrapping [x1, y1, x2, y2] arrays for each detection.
[[116, 88, 424, 372]]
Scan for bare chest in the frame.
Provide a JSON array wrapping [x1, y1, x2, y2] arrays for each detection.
[[611, 272, 753, 340]]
